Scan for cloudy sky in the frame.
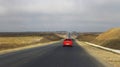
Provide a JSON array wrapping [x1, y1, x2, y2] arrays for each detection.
[[0, 0, 120, 32]]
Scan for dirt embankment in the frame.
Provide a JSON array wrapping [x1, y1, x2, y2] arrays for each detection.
[[76, 33, 99, 42], [93, 28, 120, 50], [77, 28, 120, 50]]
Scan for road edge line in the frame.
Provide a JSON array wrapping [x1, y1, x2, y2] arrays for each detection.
[[85, 42, 120, 55], [0, 41, 60, 55], [76, 40, 113, 67]]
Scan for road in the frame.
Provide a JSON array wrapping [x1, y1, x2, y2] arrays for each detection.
[[0, 41, 105, 67]]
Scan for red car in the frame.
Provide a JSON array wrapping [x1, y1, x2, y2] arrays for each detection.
[[63, 39, 73, 47]]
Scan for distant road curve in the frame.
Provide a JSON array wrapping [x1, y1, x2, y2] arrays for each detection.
[[0, 41, 105, 67]]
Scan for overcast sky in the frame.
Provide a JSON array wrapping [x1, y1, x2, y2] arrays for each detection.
[[0, 0, 120, 32]]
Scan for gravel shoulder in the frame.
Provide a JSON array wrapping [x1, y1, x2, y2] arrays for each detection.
[[77, 41, 120, 67]]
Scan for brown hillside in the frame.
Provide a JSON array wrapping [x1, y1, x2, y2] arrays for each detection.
[[77, 34, 98, 42], [94, 28, 120, 49], [96, 28, 120, 41]]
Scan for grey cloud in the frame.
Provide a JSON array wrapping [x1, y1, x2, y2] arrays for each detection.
[[0, 0, 120, 32]]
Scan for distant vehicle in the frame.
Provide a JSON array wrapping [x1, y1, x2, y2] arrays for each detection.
[[63, 39, 73, 47]]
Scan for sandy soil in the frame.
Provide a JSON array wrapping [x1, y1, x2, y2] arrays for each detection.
[[77, 41, 120, 67]]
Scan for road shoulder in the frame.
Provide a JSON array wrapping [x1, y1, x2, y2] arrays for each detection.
[[76, 41, 120, 67]]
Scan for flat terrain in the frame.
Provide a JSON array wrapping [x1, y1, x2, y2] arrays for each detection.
[[0, 36, 42, 50], [0, 32, 62, 50], [0, 41, 105, 67], [77, 41, 120, 67]]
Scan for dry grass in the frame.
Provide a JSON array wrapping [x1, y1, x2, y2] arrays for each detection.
[[96, 28, 120, 41], [0, 33, 63, 50], [101, 38, 120, 49], [40, 33, 63, 43], [76, 34, 98, 42], [93, 28, 120, 49], [0, 36, 42, 50], [77, 28, 120, 50]]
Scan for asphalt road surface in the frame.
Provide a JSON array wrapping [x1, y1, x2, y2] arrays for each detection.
[[0, 41, 105, 67]]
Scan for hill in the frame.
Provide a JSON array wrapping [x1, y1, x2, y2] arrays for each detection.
[[93, 28, 120, 49], [76, 33, 99, 42], [96, 28, 120, 40]]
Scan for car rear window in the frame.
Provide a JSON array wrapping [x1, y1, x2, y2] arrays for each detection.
[[64, 39, 72, 41]]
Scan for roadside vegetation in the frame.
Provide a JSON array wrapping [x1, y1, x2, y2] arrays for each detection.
[[0, 32, 63, 50], [76, 33, 98, 42], [77, 28, 120, 50], [93, 28, 120, 49]]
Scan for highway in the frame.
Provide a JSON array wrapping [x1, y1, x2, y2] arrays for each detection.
[[0, 41, 105, 67]]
